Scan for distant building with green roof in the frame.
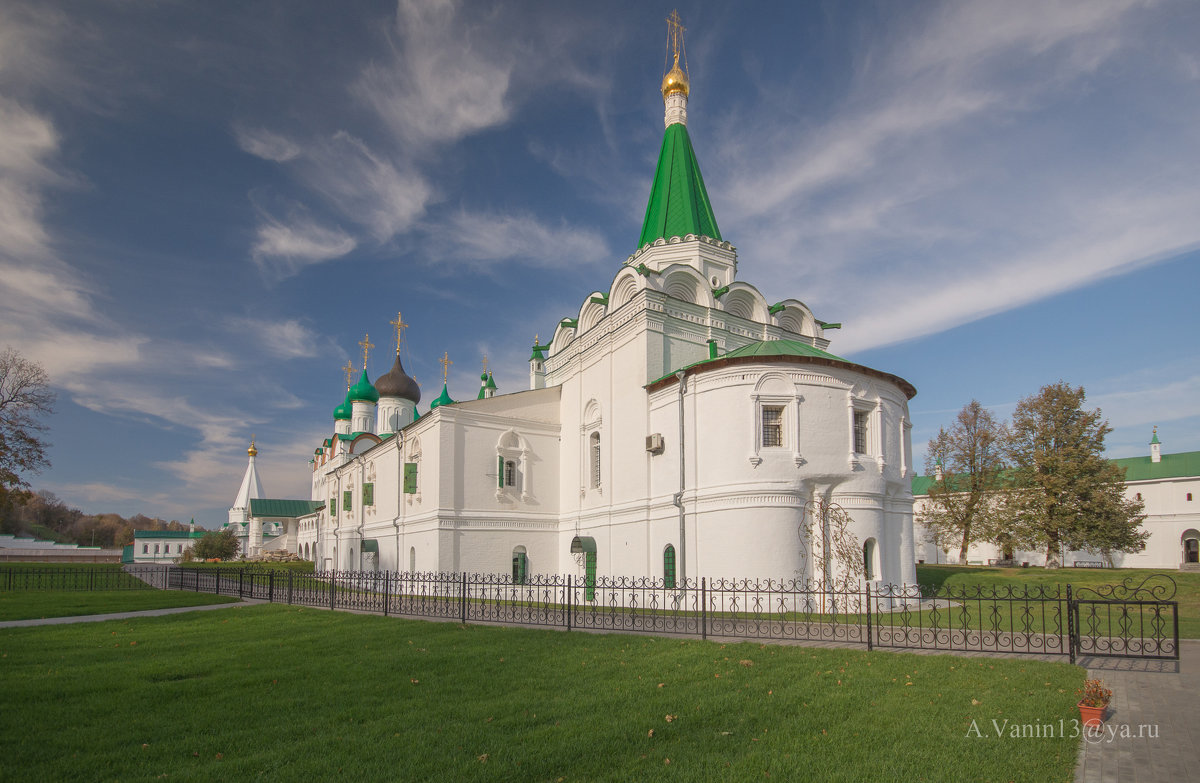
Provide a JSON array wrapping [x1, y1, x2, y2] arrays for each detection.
[[912, 429, 1199, 569]]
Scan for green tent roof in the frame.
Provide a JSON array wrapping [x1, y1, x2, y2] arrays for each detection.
[[638, 123, 721, 249], [249, 499, 325, 518]]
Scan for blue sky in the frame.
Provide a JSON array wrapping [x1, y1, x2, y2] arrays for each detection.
[[4, 0, 1198, 528]]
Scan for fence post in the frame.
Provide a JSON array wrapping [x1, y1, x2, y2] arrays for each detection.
[[701, 577, 707, 641], [89, 569, 95, 593], [383, 571, 390, 617], [1066, 583, 1075, 665], [238, 569, 244, 598], [460, 572, 467, 624], [329, 571, 336, 610], [269, 571, 275, 603], [565, 574, 573, 631], [288, 570, 293, 605], [865, 583, 873, 652]]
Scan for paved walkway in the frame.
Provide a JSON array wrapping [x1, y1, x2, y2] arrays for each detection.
[[1074, 640, 1198, 783], [0, 600, 259, 629]]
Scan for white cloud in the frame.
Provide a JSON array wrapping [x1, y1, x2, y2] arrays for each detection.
[[433, 210, 610, 267], [252, 212, 357, 279], [353, 0, 515, 148], [231, 317, 325, 360], [233, 124, 301, 162], [301, 131, 433, 243]]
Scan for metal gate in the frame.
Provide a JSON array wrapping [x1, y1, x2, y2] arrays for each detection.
[[1069, 574, 1179, 661]]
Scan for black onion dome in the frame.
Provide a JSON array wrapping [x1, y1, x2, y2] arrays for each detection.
[[375, 354, 421, 403]]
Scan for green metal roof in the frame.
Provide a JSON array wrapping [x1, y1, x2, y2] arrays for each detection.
[[334, 388, 352, 420], [362, 539, 379, 554], [133, 530, 207, 539], [638, 123, 721, 249], [912, 450, 1200, 495], [722, 339, 845, 362], [1112, 451, 1200, 482], [249, 499, 325, 518]]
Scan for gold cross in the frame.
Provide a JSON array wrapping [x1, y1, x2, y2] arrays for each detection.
[[359, 333, 373, 369], [342, 360, 355, 387], [481, 354, 489, 374], [534, 333, 539, 345], [389, 311, 407, 355], [439, 352, 452, 384]]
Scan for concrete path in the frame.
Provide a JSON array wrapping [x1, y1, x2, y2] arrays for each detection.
[[1074, 640, 1198, 783], [0, 600, 259, 629]]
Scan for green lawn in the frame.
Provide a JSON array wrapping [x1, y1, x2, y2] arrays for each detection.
[[0, 590, 240, 621], [0, 605, 1084, 782], [916, 565, 1198, 639]]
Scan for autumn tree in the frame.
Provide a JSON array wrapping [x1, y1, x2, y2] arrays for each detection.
[[1005, 382, 1147, 567], [920, 400, 1010, 563], [191, 528, 239, 561], [0, 348, 56, 517]]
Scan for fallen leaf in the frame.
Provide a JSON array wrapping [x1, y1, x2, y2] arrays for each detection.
[[665, 715, 675, 723], [740, 660, 754, 667], [477, 754, 488, 763], [971, 698, 981, 705], [648, 729, 655, 737]]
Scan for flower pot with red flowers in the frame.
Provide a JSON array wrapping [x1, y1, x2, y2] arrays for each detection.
[[1077, 678, 1112, 728]]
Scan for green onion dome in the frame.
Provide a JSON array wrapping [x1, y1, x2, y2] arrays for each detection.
[[348, 368, 379, 404], [375, 354, 421, 403], [333, 389, 352, 421], [429, 382, 455, 409]]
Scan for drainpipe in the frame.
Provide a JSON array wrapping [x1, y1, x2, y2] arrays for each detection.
[[393, 432, 404, 571], [673, 370, 687, 585]]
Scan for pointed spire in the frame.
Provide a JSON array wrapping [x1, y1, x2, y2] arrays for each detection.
[[232, 441, 264, 511], [639, 12, 721, 249]]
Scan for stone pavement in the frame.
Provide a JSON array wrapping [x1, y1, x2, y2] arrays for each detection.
[[0, 600, 259, 629], [1074, 640, 1198, 783]]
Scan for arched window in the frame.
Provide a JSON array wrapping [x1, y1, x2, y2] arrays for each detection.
[[590, 432, 601, 488], [663, 544, 677, 588], [512, 546, 528, 585], [154, 544, 160, 554], [142, 544, 148, 554], [504, 460, 516, 487], [863, 538, 878, 581]]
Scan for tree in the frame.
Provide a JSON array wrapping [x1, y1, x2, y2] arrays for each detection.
[[0, 347, 55, 513], [190, 528, 239, 561], [1005, 382, 1147, 567], [920, 400, 1010, 562]]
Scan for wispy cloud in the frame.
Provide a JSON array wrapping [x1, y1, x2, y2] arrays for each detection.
[[431, 210, 610, 268], [229, 317, 329, 361], [251, 210, 357, 280], [234, 124, 301, 162], [713, 0, 1199, 354]]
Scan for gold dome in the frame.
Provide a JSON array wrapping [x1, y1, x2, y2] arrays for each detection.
[[661, 63, 689, 98], [248, 435, 257, 458]]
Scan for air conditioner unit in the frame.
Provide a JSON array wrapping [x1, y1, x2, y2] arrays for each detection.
[[646, 433, 665, 454]]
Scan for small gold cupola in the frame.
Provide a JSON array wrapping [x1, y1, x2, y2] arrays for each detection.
[[661, 10, 690, 99], [247, 435, 257, 458]]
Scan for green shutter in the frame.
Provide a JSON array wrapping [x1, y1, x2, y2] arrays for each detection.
[[403, 463, 418, 494], [664, 545, 676, 588], [585, 551, 597, 602], [498, 455, 504, 489], [512, 551, 527, 585], [362, 482, 374, 507], [343, 489, 352, 511], [330, 497, 337, 515]]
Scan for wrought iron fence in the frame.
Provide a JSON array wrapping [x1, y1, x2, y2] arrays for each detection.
[[4, 564, 1177, 661]]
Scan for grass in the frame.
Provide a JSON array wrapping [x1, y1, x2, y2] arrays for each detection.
[[0, 590, 239, 621], [916, 565, 1199, 639], [0, 605, 1084, 782]]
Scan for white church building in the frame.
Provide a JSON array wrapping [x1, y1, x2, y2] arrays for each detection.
[[231, 22, 920, 587]]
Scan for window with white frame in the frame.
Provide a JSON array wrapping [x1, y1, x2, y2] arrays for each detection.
[[853, 410, 869, 454], [761, 406, 785, 447], [590, 432, 601, 488]]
